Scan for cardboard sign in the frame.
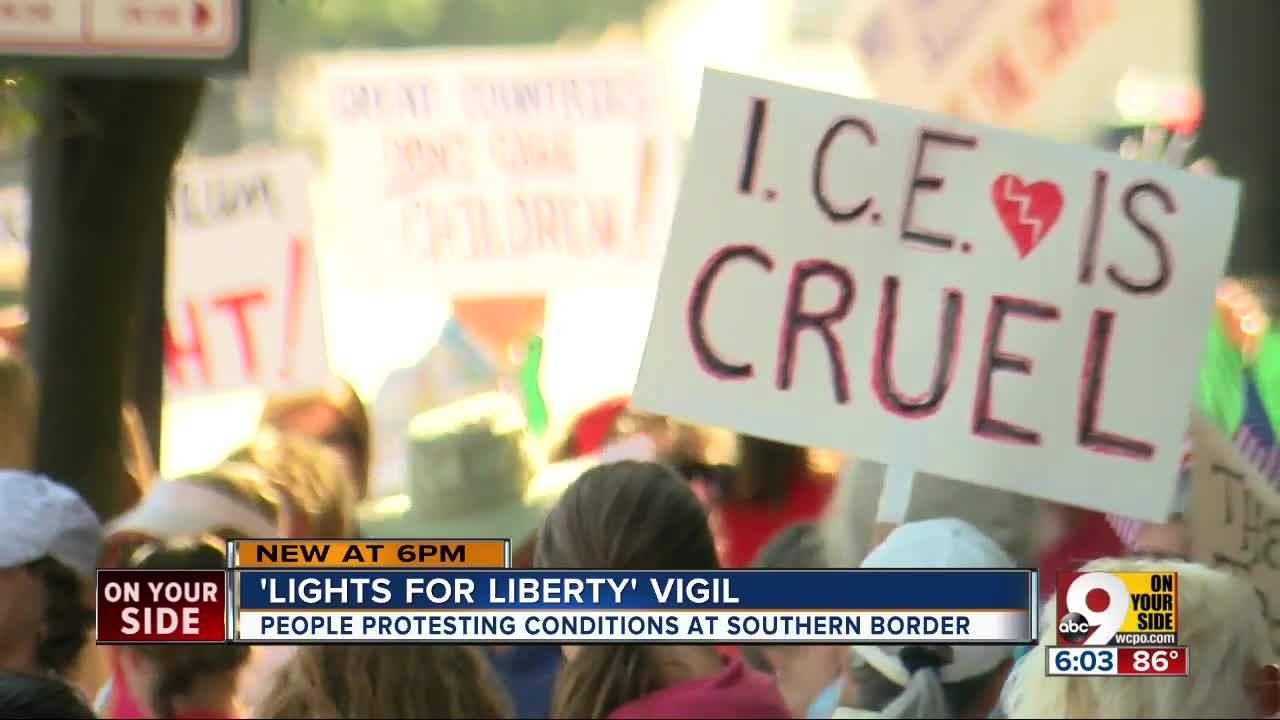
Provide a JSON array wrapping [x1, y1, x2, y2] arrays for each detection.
[[166, 151, 328, 399], [631, 70, 1239, 521], [313, 51, 677, 295], [1188, 413, 1280, 657]]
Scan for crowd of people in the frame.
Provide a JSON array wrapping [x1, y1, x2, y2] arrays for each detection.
[[2, 112, 1280, 717], [0, 266, 1278, 719]]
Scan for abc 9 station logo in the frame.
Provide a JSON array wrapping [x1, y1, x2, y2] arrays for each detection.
[[1058, 572, 1129, 645]]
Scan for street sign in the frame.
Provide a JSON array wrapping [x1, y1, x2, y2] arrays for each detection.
[[0, 0, 248, 74]]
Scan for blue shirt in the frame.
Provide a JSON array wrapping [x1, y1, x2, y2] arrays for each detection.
[[488, 645, 561, 719]]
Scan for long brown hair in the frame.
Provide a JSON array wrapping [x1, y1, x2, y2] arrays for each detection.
[[0, 341, 35, 469], [535, 461, 720, 719], [256, 643, 511, 719], [125, 536, 251, 719], [260, 378, 371, 499], [227, 429, 355, 538]]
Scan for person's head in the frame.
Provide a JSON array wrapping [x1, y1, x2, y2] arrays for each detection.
[[0, 341, 35, 470], [115, 537, 250, 719], [743, 522, 830, 673], [256, 643, 511, 719], [535, 461, 719, 718], [0, 672, 95, 719], [360, 392, 544, 542], [743, 522, 846, 718], [840, 519, 1017, 719], [259, 378, 371, 500], [733, 434, 813, 504], [103, 464, 286, 565], [0, 472, 100, 678], [1004, 557, 1278, 719], [228, 428, 356, 538]]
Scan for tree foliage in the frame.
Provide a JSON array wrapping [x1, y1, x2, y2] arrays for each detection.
[[253, 0, 657, 66]]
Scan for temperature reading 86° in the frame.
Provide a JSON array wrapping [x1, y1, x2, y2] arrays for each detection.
[[1132, 649, 1176, 672]]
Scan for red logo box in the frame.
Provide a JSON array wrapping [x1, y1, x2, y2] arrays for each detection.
[[97, 569, 226, 643]]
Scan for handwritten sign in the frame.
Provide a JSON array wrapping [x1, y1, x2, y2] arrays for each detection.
[[1189, 413, 1280, 657], [166, 151, 328, 399], [846, 0, 1119, 126], [631, 70, 1238, 521], [314, 51, 676, 295], [0, 152, 329, 399]]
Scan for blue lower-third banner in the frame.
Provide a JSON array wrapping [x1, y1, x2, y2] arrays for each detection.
[[230, 569, 1037, 644]]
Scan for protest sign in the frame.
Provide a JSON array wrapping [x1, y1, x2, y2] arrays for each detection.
[[845, 0, 1193, 133], [166, 151, 329, 400], [313, 51, 676, 295], [1188, 413, 1280, 657], [631, 70, 1239, 521], [0, 153, 327, 399]]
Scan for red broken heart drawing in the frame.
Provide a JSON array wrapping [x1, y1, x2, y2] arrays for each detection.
[[990, 174, 1064, 259]]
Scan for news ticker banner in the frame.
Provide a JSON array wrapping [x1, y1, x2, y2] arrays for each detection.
[[1044, 570, 1187, 677], [96, 540, 1037, 645]]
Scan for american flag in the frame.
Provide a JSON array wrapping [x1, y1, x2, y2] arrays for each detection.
[[1107, 421, 1280, 549]]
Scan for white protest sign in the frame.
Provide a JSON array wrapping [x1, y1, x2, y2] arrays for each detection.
[[845, 0, 1192, 133], [1188, 412, 1280, 657], [631, 70, 1238, 521], [166, 151, 329, 399], [314, 51, 676, 295]]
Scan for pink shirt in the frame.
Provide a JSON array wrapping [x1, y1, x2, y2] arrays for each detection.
[[608, 659, 791, 719]]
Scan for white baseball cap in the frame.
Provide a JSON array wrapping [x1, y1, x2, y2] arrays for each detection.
[[105, 467, 282, 542], [853, 518, 1017, 685], [0, 470, 102, 580]]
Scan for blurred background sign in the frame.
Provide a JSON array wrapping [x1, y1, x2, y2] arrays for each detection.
[[841, 0, 1197, 141], [0, 0, 248, 73]]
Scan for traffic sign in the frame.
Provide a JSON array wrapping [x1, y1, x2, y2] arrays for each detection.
[[0, 0, 248, 74]]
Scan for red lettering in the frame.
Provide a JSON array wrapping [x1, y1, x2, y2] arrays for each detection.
[[811, 116, 877, 223], [900, 128, 978, 251], [163, 300, 211, 387], [386, 132, 472, 194], [489, 128, 575, 176], [971, 295, 1061, 445], [776, 260, 854, 403], [211, 290, 268, 380], [1077, 309, 1154, 459], [687, 245, 774, 380], [871, 276, 964, 418]]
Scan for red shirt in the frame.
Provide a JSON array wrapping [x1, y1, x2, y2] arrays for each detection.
[[716, 473, 832, 568], [1036, 509, 1126, 602], [608, 658, 790, 719]]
